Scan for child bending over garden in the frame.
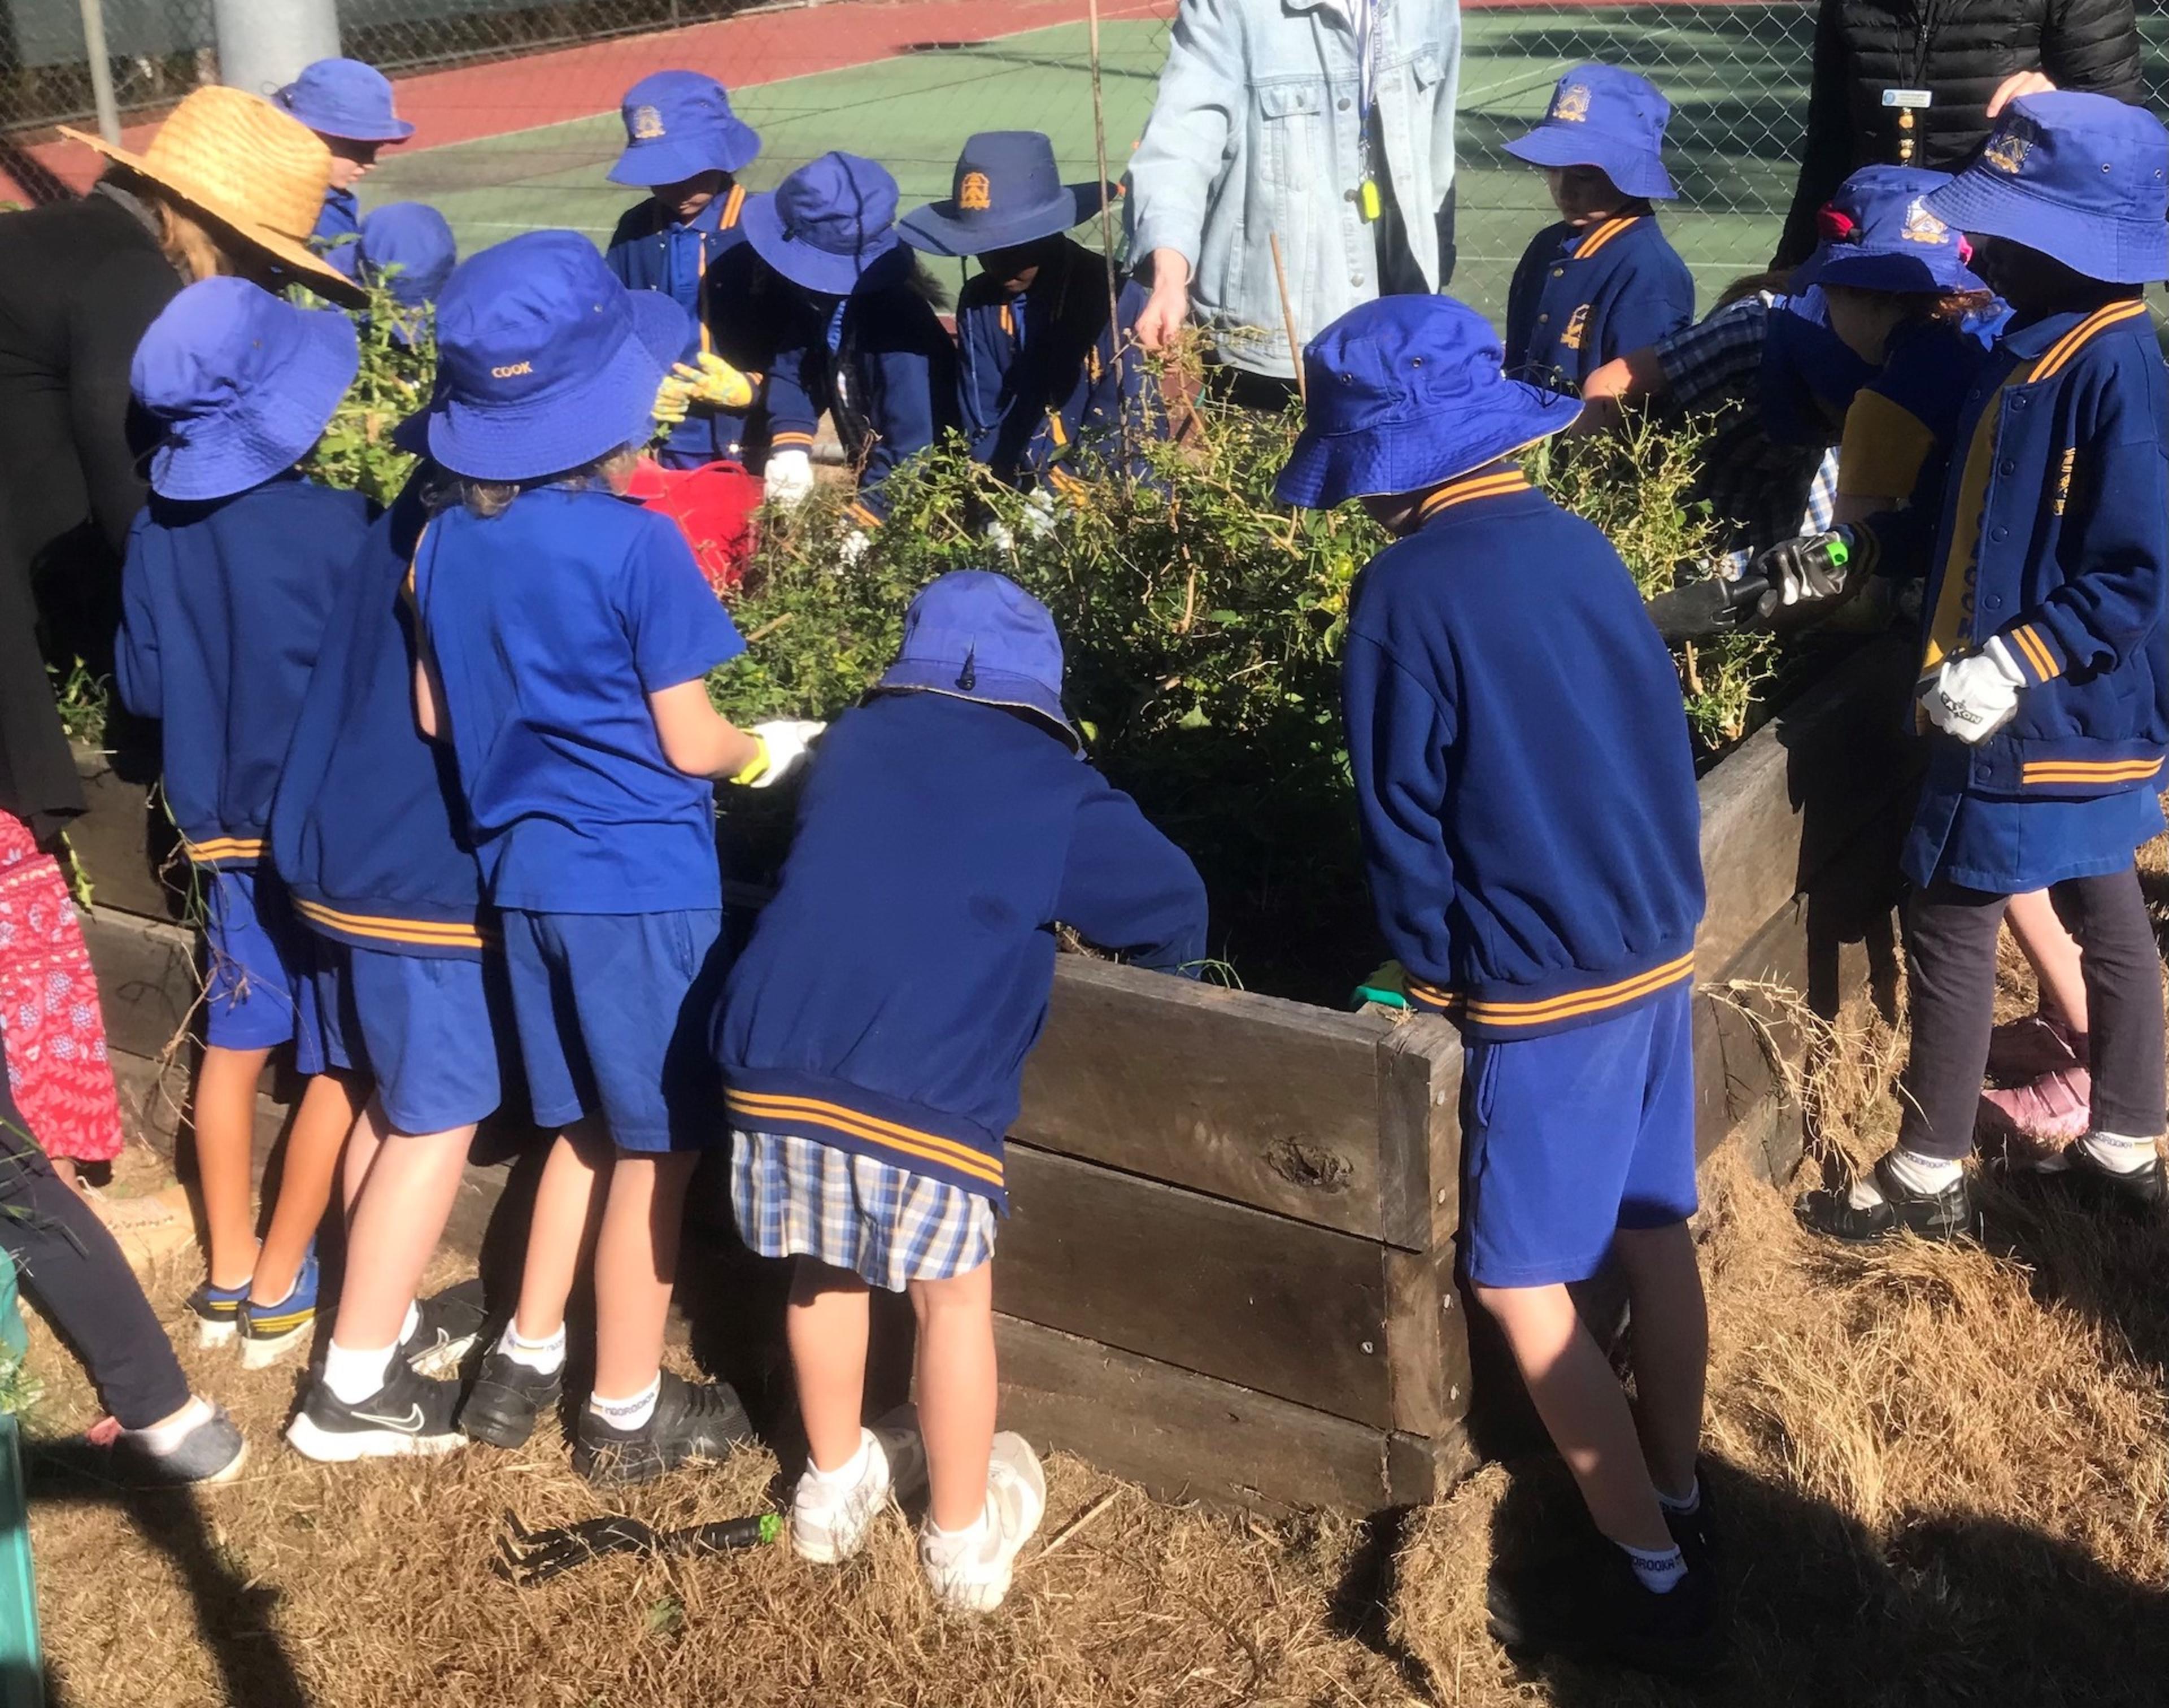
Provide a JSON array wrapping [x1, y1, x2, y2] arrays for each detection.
[[275, 57, 415, 277], [116, 278, 374, 1368], [1279, 295, 1717, 1676], [406, 232, 818, 1483], [1501, 64, 1694, 396], [1791, 94, 2169, 1240], [900, 130, 1160, 503], [715, 570, 1207, 1612]]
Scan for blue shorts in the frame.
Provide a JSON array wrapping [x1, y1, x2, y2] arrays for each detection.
[[1460, 983, 1697, 1288], [203, 867, 321, 1058], [312, 942, 511, 1135], [500, 908, 726, 1153]]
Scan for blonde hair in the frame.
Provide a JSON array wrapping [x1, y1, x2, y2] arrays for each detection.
[[108, 171, 267, 287], [435, 444, 642, 520]]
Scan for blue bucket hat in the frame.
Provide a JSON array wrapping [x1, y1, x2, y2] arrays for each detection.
[[898, 130, 1114, 258], [874, 570, 1080, 751], [743, 152, 901, 295], [1276, 295, 1582, 509], [359, 203, 457, 308], [1501, 64, 1675, 201], [607, 69, 761, 186], [422, 230, 685, 482], [132, 277, 359, 502], [1791, 165, 1985, 295], [1924, 91, 2169, 285], [275, 58, 413, 144]]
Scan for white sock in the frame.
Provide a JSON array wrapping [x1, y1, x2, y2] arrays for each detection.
[[922, 1505, 990, 1565], [125, 1396, 214, 1456], [1619, 1539, 1687, 1594], [805, 1431, 873, 1489], [587, 1375, 661, 1432], [1656, 1477, 1701, 1517], [498, 1321, 566, 1376], [1848, 1148, 1963, 1209], [323, 1339, 397, 1405], [400, 1302, 421, 1345], [2077, 1130, 2161, 1175]]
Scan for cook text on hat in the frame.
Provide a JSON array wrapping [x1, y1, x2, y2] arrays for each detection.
[[1501, 63, 1676, 202]]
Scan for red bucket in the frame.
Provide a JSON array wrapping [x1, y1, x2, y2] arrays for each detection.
[[626, 457, 763, 592]]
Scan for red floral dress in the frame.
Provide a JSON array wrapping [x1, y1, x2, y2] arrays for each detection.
[[0, 808, 123, 1161]]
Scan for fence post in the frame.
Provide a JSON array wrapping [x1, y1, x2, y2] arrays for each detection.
[[210, 0, 339, 102], [74, 0, 119, 145]]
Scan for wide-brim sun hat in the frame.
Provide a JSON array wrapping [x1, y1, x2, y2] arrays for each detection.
[[742, 150, 901, 295], [1501, 63, 1676, 201], [608, 69, 760, 185], [898, 129, 1114, 256], [133, 276, 360, 502], [874, 569, 1081, 752], [1923, 90, 2169, 285], [1276, 295, 1582, 510], [423, 230, 678, 483], [275, 57, 415, 143], [62, 86, 364, 306], [1789, 165, 1984, 295]]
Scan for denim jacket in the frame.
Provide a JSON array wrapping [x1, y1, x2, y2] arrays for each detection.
[[1127, 0, 1461, 379]]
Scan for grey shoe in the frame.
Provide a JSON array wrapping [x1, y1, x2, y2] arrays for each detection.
[[117, 1403, 248, 1487]]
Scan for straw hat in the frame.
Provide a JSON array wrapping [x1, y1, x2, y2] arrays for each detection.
[[63, 85, 363, 305]]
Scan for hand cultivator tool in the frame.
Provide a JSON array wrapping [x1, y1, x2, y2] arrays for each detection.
[[495, 1508, 783, 1584]]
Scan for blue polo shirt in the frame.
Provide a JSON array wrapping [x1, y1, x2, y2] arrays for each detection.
[[605, 183, 752, 466], [410, 486, 745, 914], [1504, 211, 1694, 395]]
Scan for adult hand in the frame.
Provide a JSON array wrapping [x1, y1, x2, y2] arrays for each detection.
[[1135, 249, 1194, 352], [1987, 70, 2055, 117]]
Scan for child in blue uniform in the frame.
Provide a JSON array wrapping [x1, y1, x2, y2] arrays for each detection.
[[271, 462, 506, 1461], [1794, 93, 2169, 1241], [717, 570, 1207, 1611], [732, 152, 960, 539], [900, 131, 1154, 500], [275, 58, 415, 276], [115, 278, 372, 1366], [603, 70, 764, 468], [355, 202, 456, 346], [407, 231, 819, 1483], [1279, 296, 1716, 1676], [1503, 65, 1694, 396]]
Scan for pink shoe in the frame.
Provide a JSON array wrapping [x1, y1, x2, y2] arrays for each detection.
[[1986, 1014, 2087, 1084], [1980, 1064, 2093, 1159]]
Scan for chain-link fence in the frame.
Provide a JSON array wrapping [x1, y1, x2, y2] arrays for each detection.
[[6, 0, 2168, 321]]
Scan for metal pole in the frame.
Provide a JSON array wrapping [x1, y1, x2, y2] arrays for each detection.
[[1085, 0, 1127, 466], [211, 0, 339, 101], [75, 0, 119, 145]]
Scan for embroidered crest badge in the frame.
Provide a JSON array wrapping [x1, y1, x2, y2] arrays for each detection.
[[1900, 198, 1949, 245], [959, 171, 993, 212], [1983, 121, 2033, 175], [631, 104, 665, 141], [1552, 83, 1592, 123], [1561, 303, 1592, 351]]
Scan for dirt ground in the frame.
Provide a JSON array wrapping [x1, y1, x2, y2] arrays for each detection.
[[22, 864, 2169, 1706]]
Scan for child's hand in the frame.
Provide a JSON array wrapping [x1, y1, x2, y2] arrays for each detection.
[[652, 372, 694, 427], [765, 448, 815, 507], [733, 719, 826, 788], [1919, 638, 2024, 743], [672, 352, 756, 411]]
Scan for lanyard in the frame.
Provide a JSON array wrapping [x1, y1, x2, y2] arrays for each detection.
[[1352, 0, 1386, 221]]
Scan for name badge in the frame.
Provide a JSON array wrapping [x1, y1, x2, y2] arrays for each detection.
[[1883, 88, 1933, 108]]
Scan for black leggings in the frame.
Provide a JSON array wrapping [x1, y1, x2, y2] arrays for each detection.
[[1898, 869, 2167, 1162], [0, 1039, 190, 1429]]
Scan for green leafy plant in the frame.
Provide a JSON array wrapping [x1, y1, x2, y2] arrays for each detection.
[[46, 659, 108, 748], [299, 273, 434, 507]]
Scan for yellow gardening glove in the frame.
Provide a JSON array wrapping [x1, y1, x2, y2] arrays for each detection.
[[652, 372, 694, 427], [670, 351, 756, 411]]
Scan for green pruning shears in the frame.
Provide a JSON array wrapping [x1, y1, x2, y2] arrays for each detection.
[[495, 1508, 783, 1585], [1352, 960, 1410, 1011]]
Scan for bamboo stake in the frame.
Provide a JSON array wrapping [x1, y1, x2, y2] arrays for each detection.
[[1085, 0, 1129, 465], [1269, 233, 1305, 407]]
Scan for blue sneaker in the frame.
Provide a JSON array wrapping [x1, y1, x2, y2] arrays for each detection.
[[186, 1277, 250, 1349], [238, 1248, 321, 1369]]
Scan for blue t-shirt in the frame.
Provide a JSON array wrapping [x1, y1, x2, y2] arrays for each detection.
[[411, 485, 745, 914]]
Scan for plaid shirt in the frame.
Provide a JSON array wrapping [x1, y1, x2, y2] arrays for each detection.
[[1654, 295, 1833, 565]]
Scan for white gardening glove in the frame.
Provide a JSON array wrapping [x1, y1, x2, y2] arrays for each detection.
[[1919, 636, 2026, 744], [733, 719, 826, 788], [836, 528, 870, 567], [1750, 528, 1857, 620], [764, 447, 815, 507], [1021, 486, 1060, 540], [983, 516, 1016, 552]]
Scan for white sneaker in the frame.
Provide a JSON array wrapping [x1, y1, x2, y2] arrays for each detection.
[[791, 1413, 927, 1564], [920, 1432, 1046, 1613]]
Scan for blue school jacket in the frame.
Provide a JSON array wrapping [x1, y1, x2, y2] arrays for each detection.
[[115, 474, 372, 869], [758, 251, 960, 529], [1505, 212, 1694, 395], [606, 184, 753, 467], [410, 485, 745, 915], [955, 240, 1157, 494], [715, 691, 1207, 1208], [313, 186, 362, 280], [1858, 299, 2169, 892], [1343, 467, 1705, 1038], [269, 469, 489, 958]]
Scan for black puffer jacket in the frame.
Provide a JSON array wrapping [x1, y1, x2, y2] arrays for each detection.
[[1775, 0, 2144, 265]]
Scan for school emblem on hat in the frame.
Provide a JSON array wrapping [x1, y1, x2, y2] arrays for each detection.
[[631, 104, 665, 140], [1900, 198, 1949, 245], [1983, 119, 2033, 175], [1552, 83, 1591, 123], [959, 170, 992, 212]]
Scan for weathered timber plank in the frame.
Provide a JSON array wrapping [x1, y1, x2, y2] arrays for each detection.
[[994, 1315, 1393, 1513], [999, 1142, 1393, 1427], [69, 743, 181, 922], [1017, 957, 1399, 1241], [1383, 1243, 1470, 1440], [1375, 1017, 1458, 1252], [1387, 1426, 1477, 1509], [80, 907, 197, 1063]]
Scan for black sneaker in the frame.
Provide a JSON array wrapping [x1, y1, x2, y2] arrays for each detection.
[[403, 1279, 489, 1378], [1796, 1154, 1980, 1244], [286, 1360, 464, 1462], [572, 1371, 755, 1486], [460, 1343, 563, 1449], [1661, 1475, 1717, 1575], [1487, 1544, 1721, 1679], [114, 1402, 249, 1487], [2045, 1143, 2168, 1217]]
